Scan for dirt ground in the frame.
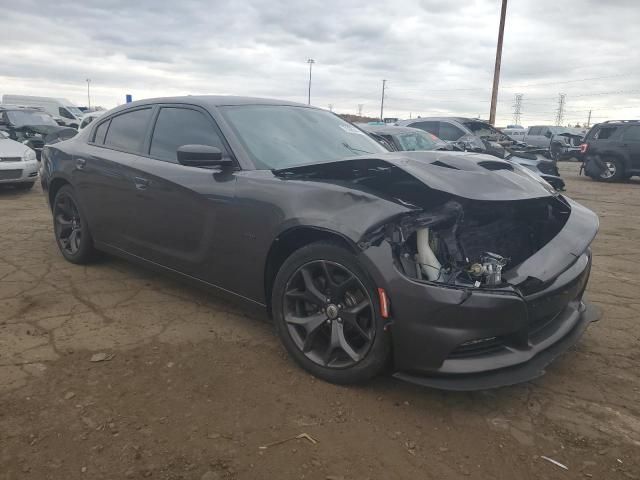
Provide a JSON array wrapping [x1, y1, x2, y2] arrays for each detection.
[[1, 163, 639, 480]]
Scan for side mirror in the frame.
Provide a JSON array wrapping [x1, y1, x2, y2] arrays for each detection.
[[176, 144, 232, 167]]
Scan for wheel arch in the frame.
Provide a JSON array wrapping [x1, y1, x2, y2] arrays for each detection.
[[48, 177, 71, 210], [263, 226, 359, 315]]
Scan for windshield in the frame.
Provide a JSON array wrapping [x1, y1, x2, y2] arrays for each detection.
[[6, 110, 58, 127], [463, 121, 501, 138], [66, 106, 84, 117], [394, 130, 445, 151], [220, 105, 387, 169]]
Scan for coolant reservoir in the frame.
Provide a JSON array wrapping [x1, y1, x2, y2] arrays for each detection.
[[417, 228, 441, 281]]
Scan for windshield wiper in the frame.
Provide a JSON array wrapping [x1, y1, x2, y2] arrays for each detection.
[[342, 142, 374, 155]]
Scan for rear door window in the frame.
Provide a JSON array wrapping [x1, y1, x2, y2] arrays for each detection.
[[103, 108, 153, 153], [149, 107, 227, 163], [528, 126, 542, 136], [438, 122, 465, 141], [622, 125, 640, 142]]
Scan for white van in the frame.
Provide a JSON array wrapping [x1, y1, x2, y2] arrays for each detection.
[[1, 95, 84, 128]]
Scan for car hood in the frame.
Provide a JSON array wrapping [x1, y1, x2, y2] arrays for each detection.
[[0, 137, 29, 157], [273, 151, 556, 202]]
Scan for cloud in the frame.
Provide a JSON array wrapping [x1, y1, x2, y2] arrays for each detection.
[[0, 0, 638, 125]]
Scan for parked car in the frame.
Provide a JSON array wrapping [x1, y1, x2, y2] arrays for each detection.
[[501, 125, 526, 140], [0, 131, 38, 189], [41, 96, 598, 390], [0, 105, 77, 160], [524, 125, 584, 160], [582, 120, 640, 181], [2, 95, 84, 128], [396, 117, 565, 190], [358, 124, 452, 152], [78, 110, 105, 130]]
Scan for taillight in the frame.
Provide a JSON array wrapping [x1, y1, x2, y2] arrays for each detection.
[[580, 143, 589, 154]]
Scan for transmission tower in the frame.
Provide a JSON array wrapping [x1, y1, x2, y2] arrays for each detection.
[[555, 94, 566, 126], [512, 94, 523, 125], [357, 104, 363, 117]]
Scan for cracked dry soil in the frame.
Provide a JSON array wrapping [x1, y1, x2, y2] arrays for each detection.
[[1, 163, 639, 480]]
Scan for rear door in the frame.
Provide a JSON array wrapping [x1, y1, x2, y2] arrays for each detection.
[[621, 125, 640, 170], [125, 105, 238, 284], [75, 107, 154, 250]]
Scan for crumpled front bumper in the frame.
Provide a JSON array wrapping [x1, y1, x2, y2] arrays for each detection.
[[387, 249, 597, 390]]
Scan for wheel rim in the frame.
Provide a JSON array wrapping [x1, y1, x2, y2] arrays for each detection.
[[600, 161, 616, 179], [283, 260, 376, 369], [54, 194, 82, 255]]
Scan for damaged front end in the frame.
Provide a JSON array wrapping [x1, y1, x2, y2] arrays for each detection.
[[276, 151, 598, 389]]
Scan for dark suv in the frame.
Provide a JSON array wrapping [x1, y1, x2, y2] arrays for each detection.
[[582, 120, 640, 182]]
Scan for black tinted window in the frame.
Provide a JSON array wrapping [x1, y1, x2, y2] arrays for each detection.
[[594, 126, 617, 140], [407, 121, 439, 136], [93, 120, 110, 144], [622, 125, 640, 142], [438, 122, 465, 141], [59, 107, 74, 120], [104, 108, 152, 153], [528, 127, 542, 136], [149, 108, 226, 162]]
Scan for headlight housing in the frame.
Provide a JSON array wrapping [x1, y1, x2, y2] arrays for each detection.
[[23, 148, 37, 162]]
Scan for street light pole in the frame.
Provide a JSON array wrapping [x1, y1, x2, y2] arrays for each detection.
[[306, 59, 315, 105], [489, 0, 508, 125], [86, 78, 92, 109]]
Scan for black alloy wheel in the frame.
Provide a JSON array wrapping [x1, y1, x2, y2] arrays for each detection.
[[272, 242, 390, 384], [284, 260, 375, 368], [53, 186, 95, 263]]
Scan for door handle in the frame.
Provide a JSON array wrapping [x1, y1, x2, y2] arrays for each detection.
[[134, 176, 150, 190], [76, 158, 86, 170]]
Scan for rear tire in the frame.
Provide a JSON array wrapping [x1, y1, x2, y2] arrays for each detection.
[[596, 157, 625, 182], [272, 241, 390, 384], [53, 185, 96, 264]]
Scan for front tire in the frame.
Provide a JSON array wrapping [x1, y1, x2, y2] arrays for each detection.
[[272, 242, 390, 384], [53, 185, 96, 264]]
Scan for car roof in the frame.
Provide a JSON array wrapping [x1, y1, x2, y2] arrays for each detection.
[[359, 124, 432, 135], [107, 95, 313, 115]]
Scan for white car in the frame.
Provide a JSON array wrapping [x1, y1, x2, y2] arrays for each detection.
[[0, 131, 38, 190], [78, 110, 105, 130]]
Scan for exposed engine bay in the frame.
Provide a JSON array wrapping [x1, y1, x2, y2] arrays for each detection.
[[386, 197, 571, 288]]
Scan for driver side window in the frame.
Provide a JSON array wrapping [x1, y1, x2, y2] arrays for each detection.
[[149, 107, 228, 163]]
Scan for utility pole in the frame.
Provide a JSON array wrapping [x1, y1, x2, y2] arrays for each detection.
[[587, 109, 592, 127], [357, 104, 363, 117], [86, 78, 92, 109], [555, 94, 566, 126], [512, 93, 523, 125], [380, 79, 387, 121], [306, 59, 315, 105], [489, 0, 508, 125]]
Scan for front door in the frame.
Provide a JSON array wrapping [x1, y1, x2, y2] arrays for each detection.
[[124, 105, 238, 286]]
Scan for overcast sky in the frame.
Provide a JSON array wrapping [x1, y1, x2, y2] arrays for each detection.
[[1, 0, 638, 126]]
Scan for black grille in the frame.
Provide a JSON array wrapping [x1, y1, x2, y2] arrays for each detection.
[[448, 336, 505, 358], [0, 157, 21, 163], [0, 170, 22, 180]]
